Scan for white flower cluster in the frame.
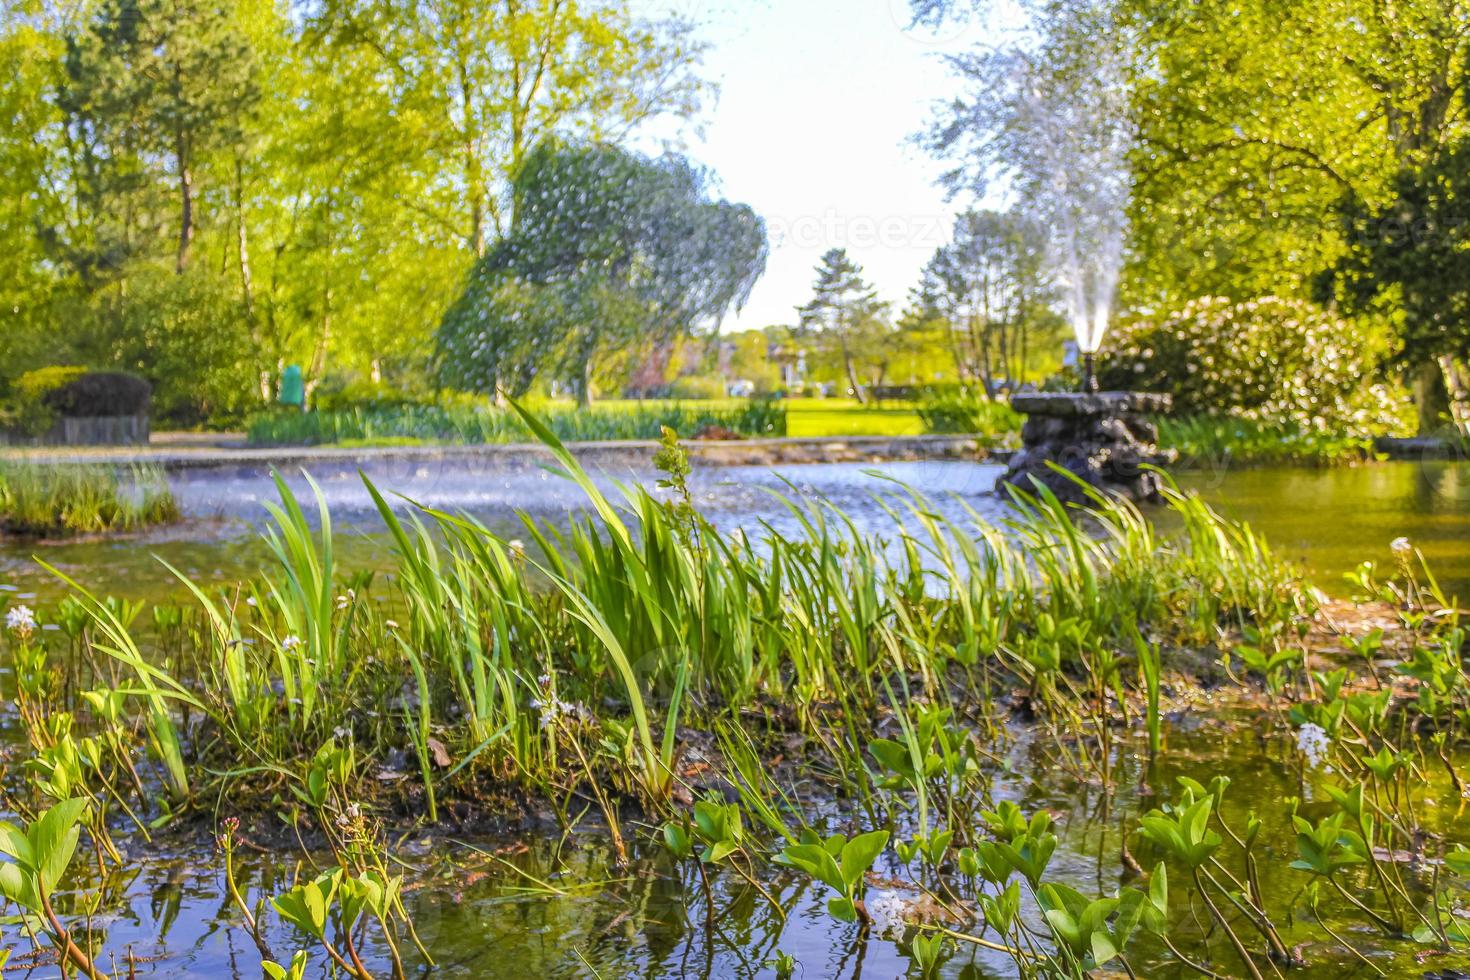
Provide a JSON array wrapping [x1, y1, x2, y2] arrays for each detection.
[[280, 634, 302, 651], [1390, 537, 1412, 555], [1296, 722, 1331, 770], [531, 695, 590, 731], [864, 890, 914, 940], [5, 605, 35, 635]]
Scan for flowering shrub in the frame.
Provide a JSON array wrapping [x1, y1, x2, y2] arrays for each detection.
[[1099, 297, 1410, 433]]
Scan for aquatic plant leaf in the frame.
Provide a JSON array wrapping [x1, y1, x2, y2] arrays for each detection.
[[839, 831, 890, 891], [0, 862, 37, 913], [827, 895, 857, 923], [263, 950, 309, 980], [775, 843, 844, 892], [30, 798, 87, 894]]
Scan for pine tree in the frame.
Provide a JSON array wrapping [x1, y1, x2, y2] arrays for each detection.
[[64, 0, 259, 272], [798, 249, 885, 403]]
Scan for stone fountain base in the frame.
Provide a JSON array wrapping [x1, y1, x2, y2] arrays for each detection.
[[997, 392, 1175, 505]]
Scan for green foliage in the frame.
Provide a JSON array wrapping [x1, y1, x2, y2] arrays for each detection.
[[1121, 0, 1470, 309], [923, 210, 1061, 392], [2, 367, 151, 435], [1332, 125, 1470, 369], [774, 829, 889, 923], [0, 0, 710, 426], [1100, 297, 1407, 432], [914, 389, 1021, 442], [2, 367, 89, 435], [1157, 415, 1379, 467], [0, 798, 89, 914], [797, 248, 892, 402], [93, 265, 258, 426], [41, 371, 151, 419]]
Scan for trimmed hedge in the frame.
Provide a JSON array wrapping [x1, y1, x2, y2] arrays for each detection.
[[43, 371, 151, 418], [2, 368, 152, 439]]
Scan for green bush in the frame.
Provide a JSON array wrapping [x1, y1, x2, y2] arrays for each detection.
[[2, 367, 153, 437], [1158, 415, 1376, 466], [43, 371, 151, 418], [311, 376, 434, 413], [1098, 296, 1409, 433], [3, 366, 89, 435], [104, 264, 256, 427], [916, 389, 1022, 443]]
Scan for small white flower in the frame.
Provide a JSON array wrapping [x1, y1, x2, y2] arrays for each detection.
[[384, 620, 400, 631], [335, 590, 355, 610], [865, 890, 913, 940], [531, 695, 588, 731], [1390, 537, 1412, 555], [508, 539, 526, 557], [280, 634, 302, 651], [245, 597, 257, 607], [5, 605, 35, 635], [1296, 722, 1331, 770]]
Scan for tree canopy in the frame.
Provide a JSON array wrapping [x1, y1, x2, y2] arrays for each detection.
[[0, 0, 705, 423]]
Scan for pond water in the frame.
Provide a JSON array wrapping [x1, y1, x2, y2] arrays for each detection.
[[3, 456, 1468, 603], [2, 454, 1469, 977], [35, 704, 1470, 978]]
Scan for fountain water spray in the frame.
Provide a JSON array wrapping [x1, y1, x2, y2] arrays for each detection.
[[1010, 9, 1134, 391]]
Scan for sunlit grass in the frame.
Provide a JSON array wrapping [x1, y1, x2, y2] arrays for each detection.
[[0, 461, 180, 536], [784, 398, 926, 437]]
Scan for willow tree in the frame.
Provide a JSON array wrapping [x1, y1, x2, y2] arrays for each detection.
[[436, 141, 768, 405]]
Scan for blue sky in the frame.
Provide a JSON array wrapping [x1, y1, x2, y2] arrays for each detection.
[[632, 0, 1017, 330]]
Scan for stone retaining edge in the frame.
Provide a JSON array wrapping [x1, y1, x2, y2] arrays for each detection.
[[3, 434, 1012, 472]]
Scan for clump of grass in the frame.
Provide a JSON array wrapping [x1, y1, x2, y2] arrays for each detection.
[[1158, 414, 1376, 466], [0, 461, 180, 536], [246, 399, 787, 446]]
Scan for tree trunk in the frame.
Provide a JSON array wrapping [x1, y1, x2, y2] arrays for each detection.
[[235, 159, 257, 341], [577, 358, 594, 408], [974, 313, 995, 400], [307, 285, 333, 408], [460, 60, 487, 256], [1412, 358, 1451, 435], [1440, 355, 1470, 433], [175, 137, 194, 273], [839, 331, 866, 405]]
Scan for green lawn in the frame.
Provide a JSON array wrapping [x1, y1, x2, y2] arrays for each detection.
[[783, 398, 925, 437], [582, 397, 927, 438]]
